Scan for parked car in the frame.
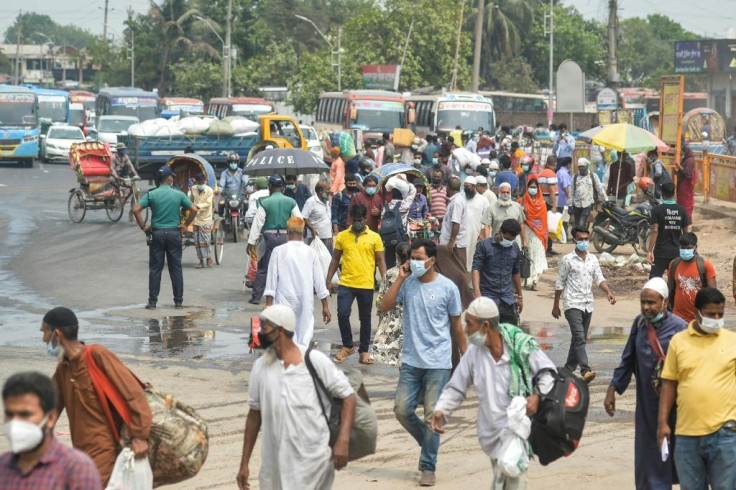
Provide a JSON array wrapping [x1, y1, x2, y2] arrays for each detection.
[[40, 126, 86, 163], [91, 115, 140, 146], [300, 125, 324, 160]]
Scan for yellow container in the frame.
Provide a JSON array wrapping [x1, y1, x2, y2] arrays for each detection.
[[393, 128, 415, 148]]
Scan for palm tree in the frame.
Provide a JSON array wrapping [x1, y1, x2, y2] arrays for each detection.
[[149, 0, 219, 93]]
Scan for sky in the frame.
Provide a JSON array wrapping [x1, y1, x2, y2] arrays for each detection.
[[1, 0, 734, 44]]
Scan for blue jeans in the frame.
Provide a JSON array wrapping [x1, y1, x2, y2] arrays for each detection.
[[394, 364, 451, 472], [675, 425, 736, 490], [337, 286, 374, 353]]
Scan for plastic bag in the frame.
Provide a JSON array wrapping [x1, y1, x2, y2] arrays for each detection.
[[106, 448, 153, 490], [498, 396, 532, 478], [547, 211, 564, 242], [311, 237, 332, 278]]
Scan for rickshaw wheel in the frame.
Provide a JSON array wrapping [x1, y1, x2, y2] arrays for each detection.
[[106, 197, 124, 222], [213, 222, 225, 264], [68, 191, 86, 223]]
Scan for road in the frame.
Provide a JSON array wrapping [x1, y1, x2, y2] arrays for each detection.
[[0, 161, 699, 489]]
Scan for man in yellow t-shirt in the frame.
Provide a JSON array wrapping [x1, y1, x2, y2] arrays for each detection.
[[326, 203, 387, 365], [657, 287, 736, 490]]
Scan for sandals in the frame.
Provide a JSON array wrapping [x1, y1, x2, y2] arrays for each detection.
[[195, 263, 204, 269], [207, 258, 214, 267], [359, 352, 374, 365], [333, 347, 355, 364]]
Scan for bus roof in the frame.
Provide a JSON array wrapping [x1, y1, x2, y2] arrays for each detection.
[[69, 90, 96, 98], [0, 84, 35, 94], [162, 97, 203, 105], [208, 97, 272, 105], [406, 92, 490, 102], [480, 91, 547, 100], [98, 87, 159, 97], [28, 87, 69, 96], [321, 90, 404, 99]]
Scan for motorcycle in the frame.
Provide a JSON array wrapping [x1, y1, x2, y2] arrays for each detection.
[[219, 194, 246, 242], [591, 197, 655, 254]]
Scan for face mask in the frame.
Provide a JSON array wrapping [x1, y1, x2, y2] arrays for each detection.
[[346, 185, 357, 193], [464, 188, 475, 199], [648, 311, 665, 323], [528, 187, 538, 196], [197, 185, 205, 191], [229, 163, 238, 170], [680, 249, 695, 261], [576, 240, 590, 252], [414, 158, 422, 165], [468, 330, 487, 347], [4, 416, 48, 454], [489, 171, 497, 178], [499, 193, 511, 202], [411, 145, 418, 151], [46, 333, 62, 358], [258, 327, 278, 349], [662, 200, 676, 205], [500, 238, 514, 248], [522, 165, 529, 172], [698, 311, 724, 334], [352, 220, 366, 233], [431, 178, 442, 186], [432, 158, 439, 165], [365, 187, 377, 196], [119, 150, 126, 156], [410, 259, 430, 277], [286, 184, 296, 190], [579, 168, 589, 176]]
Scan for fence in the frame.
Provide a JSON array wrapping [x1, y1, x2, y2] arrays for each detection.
[[695, 151, 736, 203]]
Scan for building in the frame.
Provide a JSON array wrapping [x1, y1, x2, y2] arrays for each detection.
[[0, 44, 96, 87]]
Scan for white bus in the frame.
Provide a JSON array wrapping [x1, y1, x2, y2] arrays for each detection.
[[406, 92, 494, 136]]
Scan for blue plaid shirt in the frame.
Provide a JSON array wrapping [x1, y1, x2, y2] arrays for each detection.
[[331, 190, 355, 231], [472, 237, 520, 305]]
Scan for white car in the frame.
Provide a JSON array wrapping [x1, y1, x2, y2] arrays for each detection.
[[40, 126, 86, 163], [93, 115, 140, 146], [300, 125, 324, 160]]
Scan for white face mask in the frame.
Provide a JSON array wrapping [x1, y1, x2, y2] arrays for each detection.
[[698, 311, 724, 334], [468, 330, 487, 347], [4, 415, 48, 454]]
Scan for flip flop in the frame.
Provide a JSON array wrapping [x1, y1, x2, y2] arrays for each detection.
[[195, 263, 204, 269]]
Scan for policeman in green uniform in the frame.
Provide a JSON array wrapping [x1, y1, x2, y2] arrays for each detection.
[[133, 166, 199, 310], [247, 174, 301, 304]]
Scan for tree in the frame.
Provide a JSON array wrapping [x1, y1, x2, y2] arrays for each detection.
[[3, 13, 95, 49], [171, 59, 222, 99], [486, 57, 538, 92]]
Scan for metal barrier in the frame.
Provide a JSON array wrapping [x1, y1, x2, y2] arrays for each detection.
[[695, 151, 736, 204]]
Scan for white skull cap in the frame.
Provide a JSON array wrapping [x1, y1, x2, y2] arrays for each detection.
[[642, 277, 669, 299], [466, 297, 499, 320], [261, 304, 296, 331]]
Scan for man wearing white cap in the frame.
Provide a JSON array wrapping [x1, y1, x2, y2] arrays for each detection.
[[431, 297, 556, 489], [475, 175, 497, 207], [570, 157, 606, 228], [486, 159, 500, 188], [604, 277, 686, 490], [487, 182, 527, 248], [464, 175, 491, 272], [237, 305, 357, 490]]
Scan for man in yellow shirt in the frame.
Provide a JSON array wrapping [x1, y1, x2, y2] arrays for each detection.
[[188, 173, 215, 268], [658, 287, 736, 490], [326, 203, 387, 365]]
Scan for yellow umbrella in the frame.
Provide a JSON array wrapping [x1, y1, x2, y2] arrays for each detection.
[[583, 123, 669, 153]]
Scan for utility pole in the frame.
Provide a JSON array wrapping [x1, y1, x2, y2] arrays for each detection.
[[546, 0, 554, 126], [472, 0, 484, 91], [450, 0, 465, 90], [337, 26, 342, 91], [223, 0, 232, 97], [14, 12, 22, 85], [607, 0, 619, 87], [103, 0, 110, 43]]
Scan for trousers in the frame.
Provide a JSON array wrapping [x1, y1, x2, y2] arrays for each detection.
[[252, 232, 287, 301], [149, 229, 183, 304], [564, 308, 592, 374]]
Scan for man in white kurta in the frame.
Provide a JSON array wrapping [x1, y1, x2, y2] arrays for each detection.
[[264, 217, 331, 347], [432, 298, 556, 490], [464, 176, 491, 272], [238, 305, 355, 490]]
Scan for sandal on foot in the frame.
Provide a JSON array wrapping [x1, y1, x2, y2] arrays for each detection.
[[333, 346, 355, 363], [195, 263, 204, 269], [359, 352, 374, 365]]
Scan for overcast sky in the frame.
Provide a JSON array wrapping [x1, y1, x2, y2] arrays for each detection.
[[1, 0, 734, 44]]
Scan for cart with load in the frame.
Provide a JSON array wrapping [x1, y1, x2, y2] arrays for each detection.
[[166, 154, 225, 265], [67, 141, 149, 224]]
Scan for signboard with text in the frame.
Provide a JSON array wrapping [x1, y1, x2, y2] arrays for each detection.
[[659, 75, 684, 162], [675, 39, 736, 73], [362, 65, 401, 91]]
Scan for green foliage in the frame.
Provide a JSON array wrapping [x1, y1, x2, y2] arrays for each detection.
[[0, 51, 11, 74], [486, 56, 538, 92], [3, 13, 95, 49], [171, 59, 223, 99]]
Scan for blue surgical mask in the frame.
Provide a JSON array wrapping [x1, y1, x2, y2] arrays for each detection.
[[365, 187, 377, 196], [197, 185, 205, 191], [680, 248, 695, 261], [576, 240, 590, 252], [662, 200, 676, 205], [649, 311, 665, 324], [286, 184, 296, 190], [522, 165, 529, 172], [229, 163, 238, 170], [528, 187, 538, 196], [500, 238, 514, 248], [46, 333, 61, 358], [489, 171, 497, 178], [410, 259, 429, 277], [432, 158, 439, 165]]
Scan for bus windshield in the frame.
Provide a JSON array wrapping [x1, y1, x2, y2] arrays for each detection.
[[351, 100, 406, 132], [0, 94, 36, 127], [108, 97, 159, 121], [70, 108, 85, 126], [436, 102, 493, 131], [232, 104, 272, 121], [38, 95, 68, 123]]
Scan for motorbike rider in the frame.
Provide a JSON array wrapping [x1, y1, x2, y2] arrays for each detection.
[[218, 153, 248, 217]]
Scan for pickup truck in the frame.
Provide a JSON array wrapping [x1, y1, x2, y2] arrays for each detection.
[[121, 115, 308, 179]]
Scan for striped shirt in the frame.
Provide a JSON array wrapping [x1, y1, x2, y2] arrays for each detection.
[[429, 185, 448, 219]]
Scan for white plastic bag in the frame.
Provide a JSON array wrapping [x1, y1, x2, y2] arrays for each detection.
[[547, 211, 565, 242], [498, 396, 532, 478], [310, 237, 332, 278], [105, 448, 153, 490]]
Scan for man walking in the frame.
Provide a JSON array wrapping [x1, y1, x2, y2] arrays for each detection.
[[236, 305, 356, 490], [476, 175, 497, 207], [1, 372, 102, 488], [658, 288, 736, 490], [326, 203, 387, 365], [552, 123, 575, 167], [188, 173, 214, 268], [42, 307, 151, 485], [302, 179, 333, 250], [605, 278, 687, 490], [646, 150, 672, 200], [464, 176, 491, 272], [379, 239, 466, 487], [571, 158, 606, 228], [439, 176, 468, 267], [349, 175, 384, 232], [553, 225, 616, 383], [432, 297, 556, 490], [647, 182, 690, 278], [331, 174, 359, 234], [247, 174, 302, 305], [538, 156, 559, 255], [133, 165, 198, 309], [472, 219, 524, 325], [283, 174, 311, 211], [493, 154, 519, 197], [487, 183, 527, 247], [667, 232, 717, 324], [265, 217, 331, 347], [429, 169, 449, 222], [675, 143, 696, 219]]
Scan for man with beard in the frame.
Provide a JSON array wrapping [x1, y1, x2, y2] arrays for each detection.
[[487, 182, 527, 248]]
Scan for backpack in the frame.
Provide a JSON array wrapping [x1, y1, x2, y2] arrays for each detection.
[[304, 346, 378, 461], [84, 346, 209, 486], [527, 367, 590, 466], [667, 256, 707, 311], [380, 201, 407, 246]]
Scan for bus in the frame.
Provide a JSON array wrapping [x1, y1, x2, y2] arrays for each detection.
[[481, 91, 549, 113], [645, 92, 708, 114], [0, 84, 40, 167], [69, 90, 96, 113], [161, 97, 204, 119], [95, 87, 161, 123], [30, 87, 71, 126], [69, 90, 97, 128], [315, 90, 411, 144], [406, 92, 494, 136], [206, 97, 274, 121]]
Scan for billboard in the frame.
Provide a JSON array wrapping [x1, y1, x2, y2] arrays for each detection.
[[362, 65, 401, 91], [674, 39, 736, 73]]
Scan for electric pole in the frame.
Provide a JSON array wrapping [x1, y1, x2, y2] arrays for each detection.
[[223, 0, 232, 97], [450, 0, 465, 90], [103, 0, 109, 43], [472, 0, 484, 91], [14, 12, 22, 85], [607, 0, 619, 87], [544, 0, 554, 126]]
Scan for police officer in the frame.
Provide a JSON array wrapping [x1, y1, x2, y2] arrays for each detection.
[[247, 174, 301, 305], [133, 166, 199, 310]]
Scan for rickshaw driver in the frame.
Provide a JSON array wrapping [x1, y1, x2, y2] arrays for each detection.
[[217, 152, 248, 217], [110, 142, 140, 185]]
